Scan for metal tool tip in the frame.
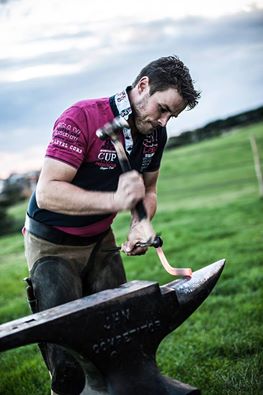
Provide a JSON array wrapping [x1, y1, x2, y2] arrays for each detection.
[[96, 129, 107, 140]]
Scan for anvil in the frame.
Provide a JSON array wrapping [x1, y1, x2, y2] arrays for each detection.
[[0, 259, 225, 395]]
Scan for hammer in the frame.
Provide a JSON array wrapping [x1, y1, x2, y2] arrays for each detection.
[[96, 116, 160, 245], [96, 116, 192, 277]]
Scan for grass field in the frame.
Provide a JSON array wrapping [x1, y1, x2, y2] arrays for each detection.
[[0, 122, 262, 394]]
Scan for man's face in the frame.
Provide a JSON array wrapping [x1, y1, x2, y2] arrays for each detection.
[[132, 79, 187, 135]]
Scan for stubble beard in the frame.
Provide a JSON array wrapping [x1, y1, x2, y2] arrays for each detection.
[[133, 96, 154, 135]]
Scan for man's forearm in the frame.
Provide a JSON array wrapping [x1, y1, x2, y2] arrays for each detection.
[[131, 191, 157, 224], [143, 191, 157, 219], [36, 180, 116, 215]]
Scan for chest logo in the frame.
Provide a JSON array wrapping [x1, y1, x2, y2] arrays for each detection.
[[95, 139, 118, 170]]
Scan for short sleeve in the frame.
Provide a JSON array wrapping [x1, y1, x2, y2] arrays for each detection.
[[45, 106, 88, 169]]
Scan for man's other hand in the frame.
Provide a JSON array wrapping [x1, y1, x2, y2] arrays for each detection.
[[121, 218, 155, 256]]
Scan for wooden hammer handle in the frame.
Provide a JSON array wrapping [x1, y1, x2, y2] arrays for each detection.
[[112, 139, 147, 221]]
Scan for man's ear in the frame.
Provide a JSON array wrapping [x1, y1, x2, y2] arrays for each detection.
[[137, 76, 150, 94]]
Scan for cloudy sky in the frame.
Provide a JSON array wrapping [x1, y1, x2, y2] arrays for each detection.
[[0, 0, 263, 178]]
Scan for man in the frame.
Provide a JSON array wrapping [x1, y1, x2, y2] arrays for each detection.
[[24, 55, 200, 395]]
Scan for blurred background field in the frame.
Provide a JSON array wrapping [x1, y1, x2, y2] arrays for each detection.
[[0, 122, 262, 394]]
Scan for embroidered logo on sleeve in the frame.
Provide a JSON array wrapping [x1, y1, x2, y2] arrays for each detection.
[[51, 122, 83, 154]]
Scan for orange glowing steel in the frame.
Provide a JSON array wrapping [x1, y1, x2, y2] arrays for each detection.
[[156, 247, 192, 277]]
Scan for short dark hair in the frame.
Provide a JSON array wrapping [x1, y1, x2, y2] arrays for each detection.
[[132, 55, 201, 110]]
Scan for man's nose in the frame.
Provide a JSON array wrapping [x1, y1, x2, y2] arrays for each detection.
[[157, 114, 170, 127]]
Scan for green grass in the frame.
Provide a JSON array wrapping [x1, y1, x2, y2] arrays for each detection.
[[0, 122, 263, 394]]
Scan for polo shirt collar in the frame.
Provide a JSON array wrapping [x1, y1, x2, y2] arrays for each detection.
[[112, 87, 133, 154]]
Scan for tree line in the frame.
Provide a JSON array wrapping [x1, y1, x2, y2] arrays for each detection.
[[166, 105, 263, 149]]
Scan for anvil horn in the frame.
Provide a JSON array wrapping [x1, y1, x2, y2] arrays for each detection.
[[0, 259, 225, 395], [160, 259, 225, 332]]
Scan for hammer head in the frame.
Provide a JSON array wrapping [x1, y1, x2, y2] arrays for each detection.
[[96, 116, 129, 140]]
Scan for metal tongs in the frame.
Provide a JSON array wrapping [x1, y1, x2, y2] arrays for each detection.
[[105, 236, 192, 277]]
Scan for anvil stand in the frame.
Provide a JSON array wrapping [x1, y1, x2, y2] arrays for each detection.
[[0, 260, 225, 395]]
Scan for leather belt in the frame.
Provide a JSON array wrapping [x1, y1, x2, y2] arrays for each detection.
[[25, 214, 109, 246]]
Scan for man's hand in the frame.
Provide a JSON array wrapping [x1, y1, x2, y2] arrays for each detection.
[[121, 218, 156, 256], [113, 171, 145, 212]]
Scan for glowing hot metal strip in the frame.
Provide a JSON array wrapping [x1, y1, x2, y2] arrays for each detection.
[[156, 247, 192, 277]]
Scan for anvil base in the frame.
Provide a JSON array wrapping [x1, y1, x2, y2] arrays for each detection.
[[81, 373, 200, 395], [0, 260, 225, 395]]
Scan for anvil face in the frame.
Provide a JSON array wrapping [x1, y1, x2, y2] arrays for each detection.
[[0, 260, 225, 395]]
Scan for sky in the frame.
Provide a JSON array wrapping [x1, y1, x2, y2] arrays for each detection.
[[0, 0, 263, 178]]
